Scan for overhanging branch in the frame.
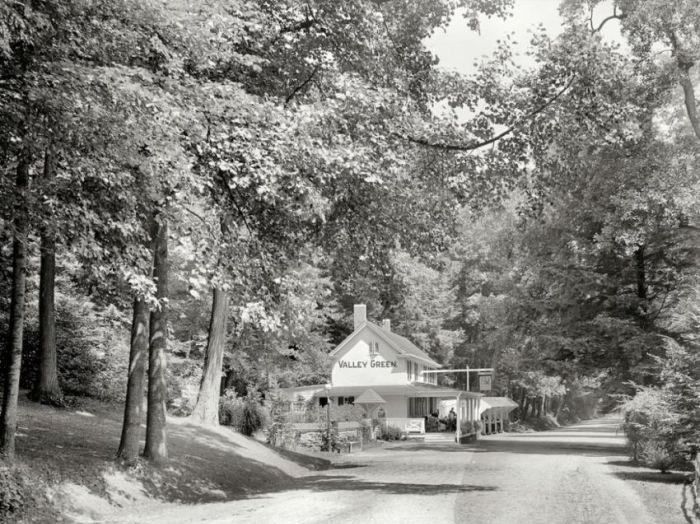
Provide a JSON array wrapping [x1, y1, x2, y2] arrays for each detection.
[[408, 7, 622, 153], [408, 76, 575, 152]]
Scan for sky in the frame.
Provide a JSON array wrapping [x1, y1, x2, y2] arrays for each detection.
[[426, 0, 624, 75]]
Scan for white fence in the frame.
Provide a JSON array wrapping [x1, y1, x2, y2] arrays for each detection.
[[383, 417, 425, 434]]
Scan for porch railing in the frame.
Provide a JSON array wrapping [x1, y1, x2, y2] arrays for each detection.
[[383, 417, 425, 434]]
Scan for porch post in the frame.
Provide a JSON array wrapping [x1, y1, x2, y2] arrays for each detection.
[[455, 393, 461, 441]]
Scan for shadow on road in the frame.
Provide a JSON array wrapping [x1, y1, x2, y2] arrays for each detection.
[[331, 463, 369, 469], [609, 470, 691, 484], [503, 433, 620, 439], [299, 475, 498, 495], [383, 444, 469, 453], [546, 425, 624, 434], [463, 438, 626, 457]]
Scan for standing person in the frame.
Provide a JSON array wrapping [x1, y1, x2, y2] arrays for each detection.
[[448, 407, 456, 431]]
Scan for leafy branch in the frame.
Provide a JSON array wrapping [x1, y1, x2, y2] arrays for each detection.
[[407, 76, 575, 152]]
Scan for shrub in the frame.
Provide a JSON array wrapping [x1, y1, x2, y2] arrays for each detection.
[[241, 400, 265, 436], [219, 389, 246, 427], [0, 466, 27, 518], [167, 351, 202, 416], [298, 431, 322, 450], [320, 428, 340, 452], [622, 387, 686, 471], [219, 389, 267, 436], [638, 440, 677, 473], [460, 420, 483, 435], [266, 399, 299, 448], [329, 404, 367, 423], [377, 424, 404, 441]]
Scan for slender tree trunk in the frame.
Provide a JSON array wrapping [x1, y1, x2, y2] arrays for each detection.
[[693, 453, 699, 517], [191, 287, 229, 425], [635, 244, 649, 330], [518, 387, 526, 418], [635, 245, 647, 300], [0, 152, 31, 461], [116, 298, 149, 464], [31, 146, 62, 405], [144, 218, 168, 463], [676, 59, 700, 142]]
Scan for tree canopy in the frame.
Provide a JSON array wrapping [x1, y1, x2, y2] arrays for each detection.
[[0, 0, 697, 494]]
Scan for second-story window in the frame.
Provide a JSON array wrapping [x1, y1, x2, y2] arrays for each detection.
[[369, 341, 379, 358]]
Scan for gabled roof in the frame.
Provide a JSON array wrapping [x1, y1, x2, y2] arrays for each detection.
[[329, 321, 441, 368], [354, 388, 386, 404]]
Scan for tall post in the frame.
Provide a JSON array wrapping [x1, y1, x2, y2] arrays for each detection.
[[325, 385, 331, 454], [466, 366, 470, 391], [455, 393, 461, 442]]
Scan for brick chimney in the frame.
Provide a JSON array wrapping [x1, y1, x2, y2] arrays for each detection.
[[382, 319, 391, 332], [353, 304, 366, 330]]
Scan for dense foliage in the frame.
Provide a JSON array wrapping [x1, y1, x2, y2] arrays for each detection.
[[0, 0, 697, 497]]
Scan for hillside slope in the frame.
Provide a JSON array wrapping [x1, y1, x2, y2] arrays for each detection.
[[6, 394, 321, 522]]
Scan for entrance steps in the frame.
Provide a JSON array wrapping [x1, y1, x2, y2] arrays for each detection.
[[419, 432, 455, 443]]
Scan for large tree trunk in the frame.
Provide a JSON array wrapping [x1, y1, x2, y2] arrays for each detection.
[[144, 218, 168, 463], [31, 146, 62, 405], [116, 298, 149, 464], [0, 152, 31, 461], [190, 287, 229, 425]]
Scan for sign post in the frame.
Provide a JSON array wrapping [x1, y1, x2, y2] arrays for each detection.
[[324, 384, 332, 454]]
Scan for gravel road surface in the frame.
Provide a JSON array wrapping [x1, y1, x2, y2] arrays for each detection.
[[112, 417, 694, 524]]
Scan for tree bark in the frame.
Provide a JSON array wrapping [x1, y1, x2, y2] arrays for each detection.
[[116, 298, 149, 464], [555, 396, 563, 418], [190, 287, 229, 425], [676, 59, 700, 142], [31, 146, 62, 405], [144, 218, 169, 463], [635, 245, 647, 300], [0, 151, 31, 461], [518, 387, 526, 418], [635, 245, 649, 329]]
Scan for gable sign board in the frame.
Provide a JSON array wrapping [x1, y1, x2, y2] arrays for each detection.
[[478, 374, 492, 392]]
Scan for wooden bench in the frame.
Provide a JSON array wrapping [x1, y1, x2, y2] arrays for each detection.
[[405, 419, 424, 434]]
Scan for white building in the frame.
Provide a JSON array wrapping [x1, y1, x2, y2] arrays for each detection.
[[278, 304, 516, 437]]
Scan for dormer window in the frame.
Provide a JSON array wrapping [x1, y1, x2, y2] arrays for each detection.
[[369, 341, 379, 359]]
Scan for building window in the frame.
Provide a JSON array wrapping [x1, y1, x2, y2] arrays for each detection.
[[407, 361, 412, 381], [369, 341, 379, 358], [337, 396, 355, 406]]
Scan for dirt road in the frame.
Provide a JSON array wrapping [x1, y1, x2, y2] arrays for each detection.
[[111, 417, 693, 524]]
